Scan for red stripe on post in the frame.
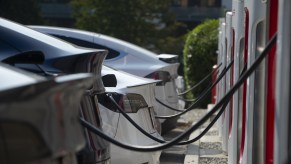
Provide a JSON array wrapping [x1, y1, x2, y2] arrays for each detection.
[[265, 0, 278, 163], [239, 7, 249, 164]]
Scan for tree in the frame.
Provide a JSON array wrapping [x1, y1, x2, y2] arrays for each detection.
[[0, 0, 43, 24], [71, 0, 183, 52], [183, 19, 219, 107]]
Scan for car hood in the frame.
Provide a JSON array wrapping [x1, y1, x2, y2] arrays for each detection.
[[101, 65, 160, 91], [101, 65, 158, 108]]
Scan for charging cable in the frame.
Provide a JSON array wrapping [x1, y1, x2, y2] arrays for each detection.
[[80, 33, 276, 152], [178, 63, 222, 96]]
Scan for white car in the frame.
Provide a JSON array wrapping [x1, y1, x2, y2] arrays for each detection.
[[30, 26, 184, 132], [99, 65, 163, 164]]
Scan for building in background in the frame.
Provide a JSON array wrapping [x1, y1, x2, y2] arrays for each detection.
[[170, 0, 231, 29], [39, 0, 73, 27], [39, 0, 231, 28]]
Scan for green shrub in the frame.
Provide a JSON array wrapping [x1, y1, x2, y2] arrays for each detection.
[[183, 19, 219, 108]]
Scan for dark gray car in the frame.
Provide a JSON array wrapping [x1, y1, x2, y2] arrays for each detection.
[[0, 17, 110, 164], [0, 63, 94, 163]]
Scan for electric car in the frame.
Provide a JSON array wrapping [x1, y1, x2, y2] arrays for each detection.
[[0, 63, 94, 163], [30, 26, 183, 132], [99, 65, 163, 164], [0, 17, 110, 164]]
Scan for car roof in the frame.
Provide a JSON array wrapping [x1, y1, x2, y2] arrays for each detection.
[[0, 18, 103, 61], [29, 26, 167, 63]]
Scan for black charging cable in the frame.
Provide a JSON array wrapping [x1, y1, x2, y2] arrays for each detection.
[[106, 59, 248, 145], [155, 60, 233, 119], [156, 58, 250, 119], [106, 93, 165, 143], [108, 91, 230, 145], [178, 63, 222, 96], [80, 33, 276, 152], [178, 60, 249, 144], [154, 63, 230, 113], [178, 63, 225, 102], [80, 97, 230, 151], [181, 60, 249, 144], [155, 98, 185, 112]]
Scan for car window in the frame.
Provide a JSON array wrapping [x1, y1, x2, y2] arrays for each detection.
[[52, 35, 120, 60]]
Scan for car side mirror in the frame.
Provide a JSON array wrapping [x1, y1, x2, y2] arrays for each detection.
[[102, 74, 117, 87], [2, 51, 45, 65]]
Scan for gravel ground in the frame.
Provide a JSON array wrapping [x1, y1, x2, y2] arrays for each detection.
[[198, 110, 228, 164], [199, 157, 228, 164], [185, 109, 228, 164], [200, 142, 222, 151], [205, 130, 218, 136]]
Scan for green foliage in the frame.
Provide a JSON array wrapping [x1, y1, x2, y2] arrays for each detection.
[[71, 0, 184, 53], [0, 0, 43, 24], [183, 19, 219, 107]]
